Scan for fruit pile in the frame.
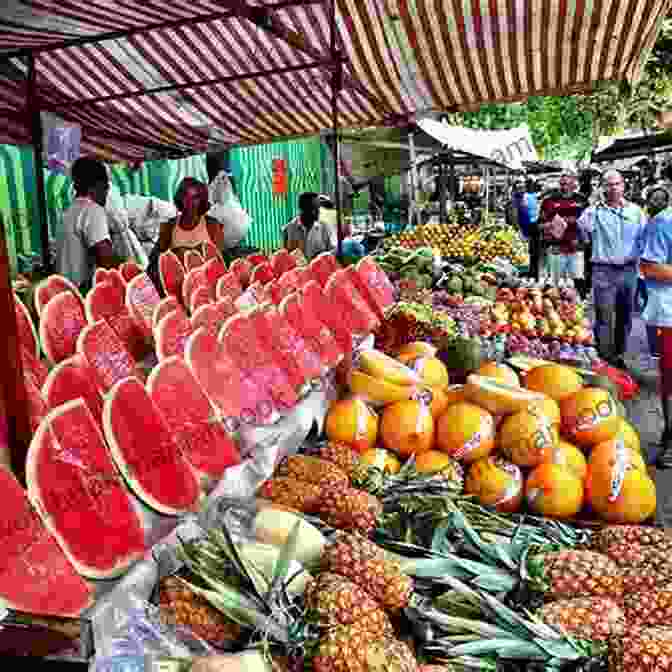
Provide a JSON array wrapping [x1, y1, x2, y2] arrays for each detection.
[[372, 245, 435, 291]]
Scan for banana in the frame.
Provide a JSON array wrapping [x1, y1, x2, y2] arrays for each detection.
[[358, 349, 422, 386], [349, 369, 415, 406]]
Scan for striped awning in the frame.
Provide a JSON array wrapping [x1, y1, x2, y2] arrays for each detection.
[[0, 0, 669, 161]]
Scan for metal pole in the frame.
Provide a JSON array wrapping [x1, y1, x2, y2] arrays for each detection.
[[329, 0, 344, 258], [409, 128, 418, 227], [27, 54, 51, 273]]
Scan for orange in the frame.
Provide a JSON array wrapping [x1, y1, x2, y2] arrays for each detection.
[[528, 396, 561, 428], [435, 402, 495, 463], [524, 364, 583, 402], [380, 399, 435, 458], [477, 362, 520, 386], [465, 457, 523, 513], [359, 448, 401, 474], [422, 385, 451, 418], [498, 407, 556, 468], [414, 450, 463, 475], [397, 341, 438, 358], [325, 397, 378, 452], [551, 440, 588, 480], [525, 463, 584, 518], [560, 388, 621, 448]]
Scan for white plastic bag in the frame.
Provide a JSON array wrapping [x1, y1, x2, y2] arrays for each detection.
[[207, 172, 251, 248]]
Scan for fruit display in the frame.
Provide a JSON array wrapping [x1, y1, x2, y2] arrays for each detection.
[[371, 245, 435, 290]]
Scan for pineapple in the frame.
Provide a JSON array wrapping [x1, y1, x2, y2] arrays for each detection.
[[624, 589, 672, 628], [609, 626, 672, 671], [622, 566, 672, 592], [538, 596, 625, 641], [593, 525, 671, 552], [277, 455, 349, 488], [258, 477, 321, 513], [321, 532, 413, 611], [317, 441, 362, 479], [318, 485, 383, 534], [603, 541, 672, 570]]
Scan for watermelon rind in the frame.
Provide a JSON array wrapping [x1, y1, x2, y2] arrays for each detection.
[[33, 274, 83, 318], [84, 279, 124, 324], [120, 261, 144, 282], [93, 268, 110, 285], [155, 310, 193, 361], [102, 378, 201, 515], [125, 273, 161, 340], [152, 296, 181, 330], [26, 398, 145, 579], [184, 249, 204, 272], [13, 291, 40, 358], [41, 355, 104, 421], [40, 291, 87, 365]]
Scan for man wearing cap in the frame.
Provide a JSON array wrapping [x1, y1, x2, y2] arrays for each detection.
[[578, 169, 647, 367]]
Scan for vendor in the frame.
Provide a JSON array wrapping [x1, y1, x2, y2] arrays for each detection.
[[56, 157, 118, 290], [283, 192, 338, 260]]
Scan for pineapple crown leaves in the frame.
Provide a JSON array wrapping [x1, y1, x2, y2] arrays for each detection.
[[265, 520, 302, 605]]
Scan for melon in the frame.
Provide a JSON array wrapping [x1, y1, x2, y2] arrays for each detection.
[[325, 269, 380, 334], [104, 269, 127, 296], [247, 253, 268, 267], [301, 280, 353, 353], [309, 251, 340, 287], [26, 377, 49, 432], [560, 388, 621, 448], [229, 257, 252, 287], [397, 341, 438, 358], [184, 249, 205, 272], [189, 285, 212, 315], [526, 463, 584, 519], [250, 262, 276, 285], [182, 267, 208, 309], [33, 274, 84, 318], [190, 303, 223, 338], [524, 364, 583, 402], [436, 402, 495, 462], [26, 399, 145, 578], [103, 377, 201, 515], [359, 349, 421, 386], [126, 273, 161, 341], [325, 397, 378, 452], [152, 296, 182, 329], [465, 457, 523, 513], [380, 399, 434, 458], [119, 261, 144, 282], [147, 356, 240, 487], [270, 249, 297, 277], [42, 354, 104, 423], [463, 374, 545, 415], [498, 407, 556, 468], [155, 310, 194, 360], [22, 343, 50, 389], [204, 257, 227, 289], [40, 291, 88, 364], [476, 362, 520, 386], [201, 240, 221, 262], [14, 291, 39, 358], [159, 250, 185, 299], [216, 272, 243, 303], [352, 257, 396, 319], [0, 468, 94, 616], [93, 268, 109, 285], [215, 298, 238, 323]]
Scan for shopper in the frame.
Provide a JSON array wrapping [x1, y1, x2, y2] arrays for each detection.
[[56, 157, 117, 290], [578, 169, 647, 367], [518, 179, 540, 279], [640, 184, 672, 466], [540, 171, 588, 295]]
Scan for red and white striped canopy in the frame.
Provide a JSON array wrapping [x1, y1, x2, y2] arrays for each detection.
[[0, 0, 668, 161]]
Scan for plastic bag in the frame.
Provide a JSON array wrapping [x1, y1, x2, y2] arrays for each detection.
[[207, 172, 251, 248]]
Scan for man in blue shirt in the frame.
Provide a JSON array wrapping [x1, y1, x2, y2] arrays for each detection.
[[578, 170, 647, 367]]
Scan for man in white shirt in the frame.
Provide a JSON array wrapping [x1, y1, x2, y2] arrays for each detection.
[[56, 157, 117, 289]]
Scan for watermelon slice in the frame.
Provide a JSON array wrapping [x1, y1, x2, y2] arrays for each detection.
[[159, 250, 185, 299], [33, 275, 84, 318], [103, 378, 201, 515], [215, 299, 238, 323], [22, 344, 49, 390], [201, 240, 220, 262], [77, 320, 140, 391], [189, 285, 212, 315], [185, 328, 268, 427], [229, 257, 252, 287], [215, 272, 242, 303], [263, 280, 284, 305], [26, 399, 145, 578], [351, 257, 395, 319], [290, 248, 308, 266], [270, 249, 297, 277], [42, 355, 104, 424], [301, 280, 353, 353], [182, 267, 208, 308], [219, 313, 298, 414], [106, 269, 127, 294], [190, 303, 223, 338], [279, 293, 343, 369], [146, 357, 240, 486], [119, 261, 144, 282], [93, 268, 110, 285], [248, 253, 268, 267], [126, 273, 161, 341], [309, 251, 340, 287], [155, 310, 193, 360], [184, 249, 204, 272], [204, 257, 227, 289], [325, 269, 380, 334], [152, 296, 183, 329], [250, 261, 275, 285], [14, 291, 39, 358], [40, 291, 88, 364], [0, 469, 94, 616], [26, 377, 49, 432]]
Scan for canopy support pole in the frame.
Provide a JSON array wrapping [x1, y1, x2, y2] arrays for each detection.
[[409, 128, 418, 227], [0, 216, 31, 483], [438, 155, 447, 225], [27, 54, 51, 273], [329, 0, 343, 258]]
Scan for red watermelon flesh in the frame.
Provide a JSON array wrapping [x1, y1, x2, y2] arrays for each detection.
[[153, 296, 182, 329], [229, 257, 252, 287], [309, 251, 340, 287], [202, 240, 220, 262], [26, 399, 145, 578], [147, 357, 240, 484], [247, 253, 268, 267], [216, 272, 242, 303], [263, 280, 284, 306], [220, 313, 298, 414], [0, 468, 93, 616], [252, 306, 323, 384], [280, 293, 343, 369], [14, 292, 39, 358], [182, 267, 208, 308], [119, 261, 144, 282], [26, 377, 48, 433], [352, 257, 395, 318], [185, 328, 268, 425], [42, 355, 104, 424], [184, 249, 204, 272], [106, 269, 127, 295], [77, 320, 140, 392], [126, 273, 161, 340], [189, 285, 212, 315], [215, 299, 238, 323], [325, 270, 380, 334], [155, 310, 194, 360], [204, 257, 227, 290], [40, 291, 88, 364], [250, 262, 276, 286], [190, 303, 222, 338], [22, 344, 49, 390], [103, 378, 201, 515], [301, 280, 353, 353], [159, 251, 185, 299], [34, 275, 84, 318], [93, 268, 110, 285], [270, 249, 296, 277]]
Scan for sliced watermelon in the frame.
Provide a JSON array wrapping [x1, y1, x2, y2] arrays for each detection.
[[22, 345, 49, 390], [14, 291, 39, 358], [42, 354, 104, 423], [40, 291, 88, 364], [309, 251, 340, 287], [182, 267, 208, 308], [26, 377, 48, 433], [279, 292, 343, 369], [33, 275, 84, 318], [106, 269, 127, 295], [103, 378, 201, 515], [0, 468, 94, 616], [184, 249, 204, 272], [250, 261, 275, 286], [190, 303, 223, 338], [204, 257, 227, 289], [351, 257, 395, 319], [146, 357, 240, 486], [247, 253, 268, 267], [269, 249, 296, 277], [159, 250, 185, 299], [301, 280, 353, 353], [93, 268, 110, 285], [155, 310, 193, 360], [229, 257, 252, 287], [214, 299, 238, 323], [189, 285, 212, 315], [77, 320, 140, 391], [152, 296, 183, 329], [201, 240, 220, 262], [215, 272, 242, 303], [325, 269, 380, 334], [119, 261, 144, 282], [126, 273, 161, 341], [263, 280, 284, 305], [26, 399, 145, 578]]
